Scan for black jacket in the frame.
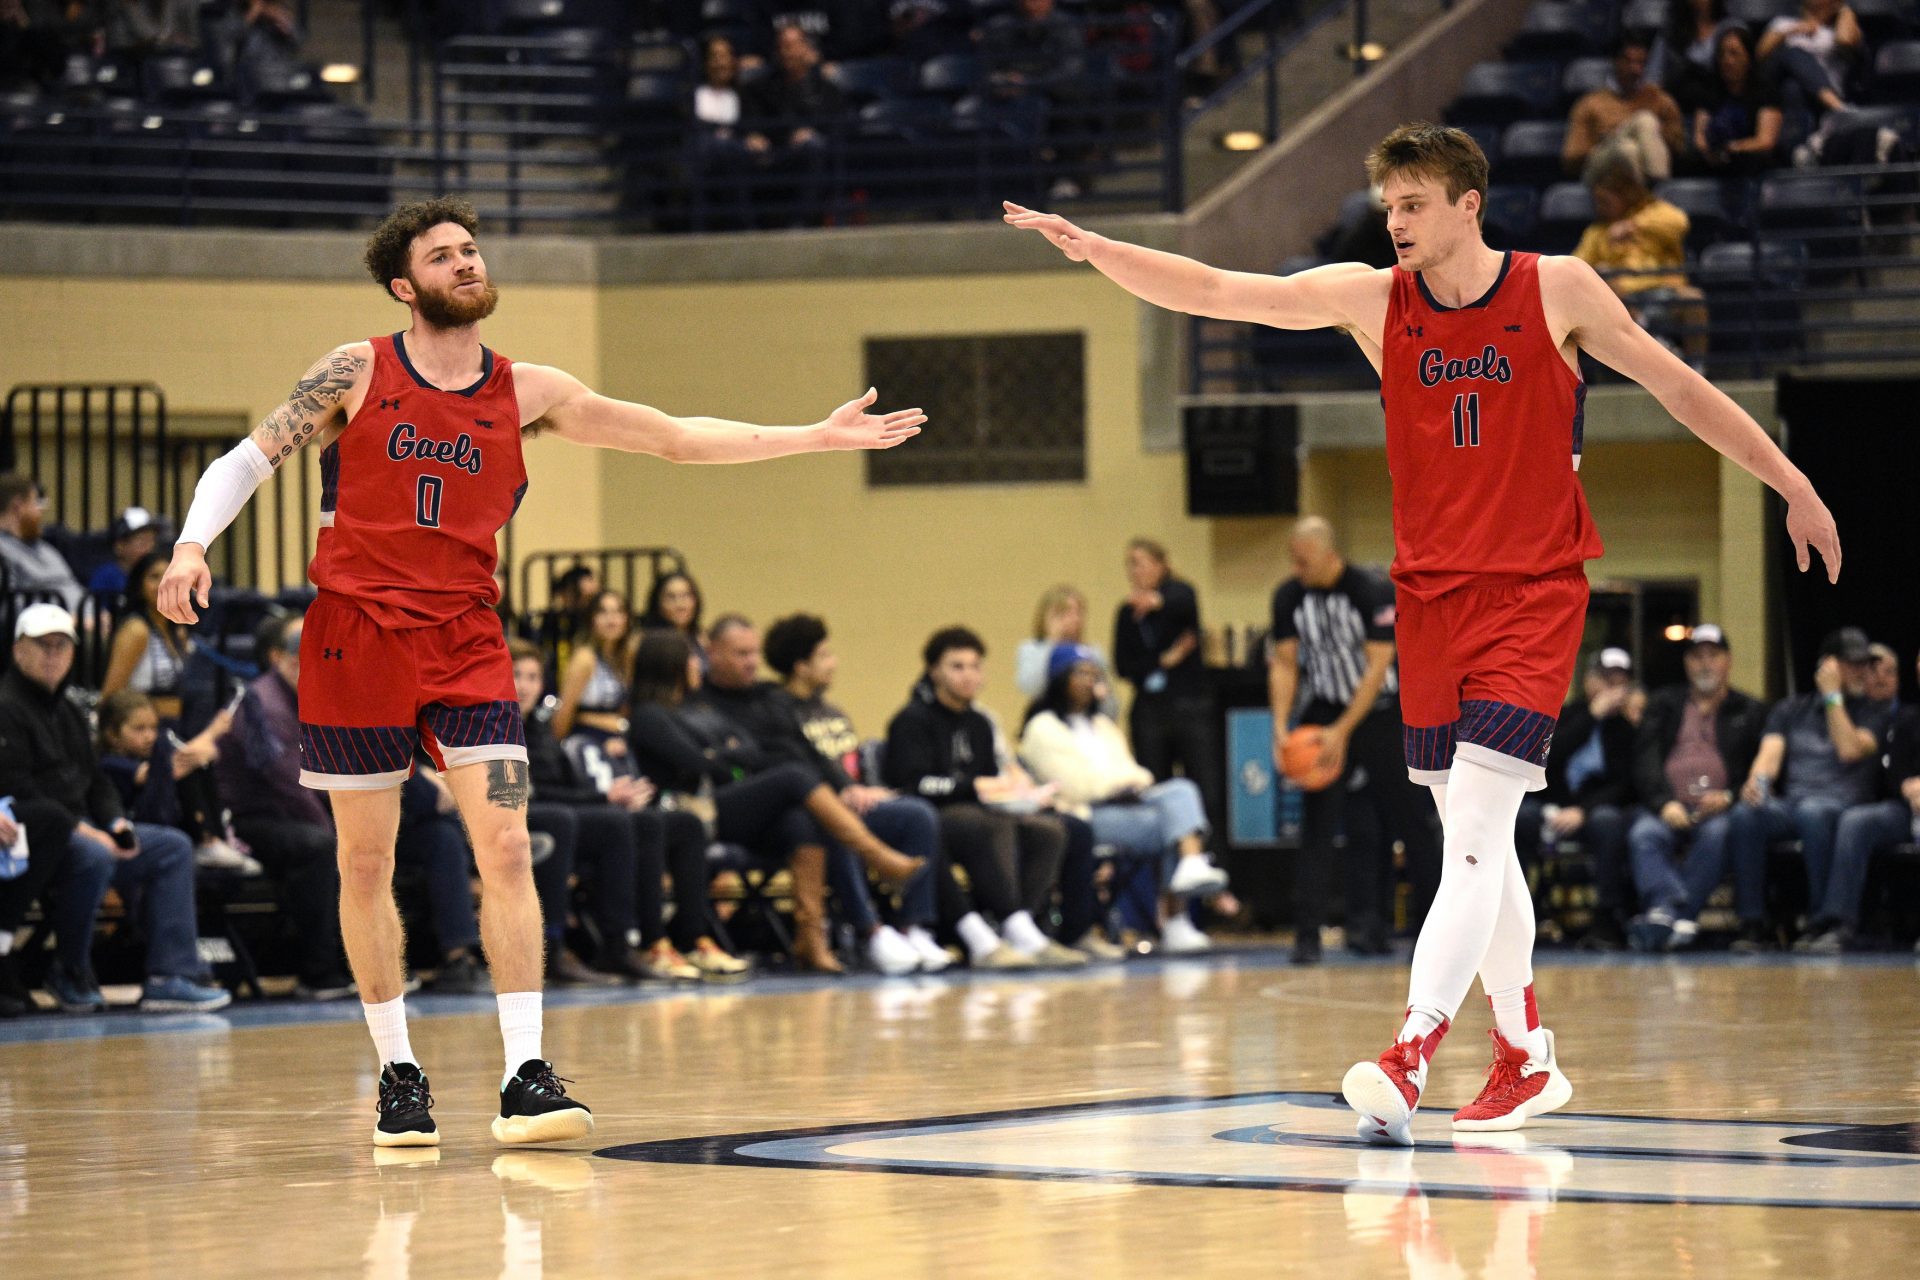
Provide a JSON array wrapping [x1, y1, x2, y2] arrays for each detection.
[[1632, 685, 1770, 811], [525, 703, 606, 807], [1112, 575, 1205, 699], [881, 677, 997, 806], [704, 680, 852, 790], [1877, 704, 1920, 801], [627, 699, 757, 793], [1545, 701, 1638, 808], [0, 668, 125, 829]]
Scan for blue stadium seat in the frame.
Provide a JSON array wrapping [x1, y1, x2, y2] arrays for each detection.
[[500, 0, 624, 33], [853, 96, 948, 142], [1821, 104, 1917, 150], [1654, 177, 1738, 249], [1757, 172, 1862, 229], [1697, 240, 1807, 360], [829, 57, 912, 102], [1874, 41, 1920, 101], [1497, 119, 1568, 185], [1483, 184, 1542, 246], [1561, 56, 1611, 107], [1535, 180, 1595, 251], [1851, 0, 1914, 47], [1506, 4, 1598, 62], [1724, 0, 1799, 29], [1449, 61, 1560, 123], [1621, 0, 1666, 35], [1455, 123, 1503, 168], [918, 53, 983, 97]]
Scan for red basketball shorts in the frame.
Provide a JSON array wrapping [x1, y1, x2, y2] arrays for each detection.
[[297, 591, 527, 791], [1395, 572, 1588, 791]]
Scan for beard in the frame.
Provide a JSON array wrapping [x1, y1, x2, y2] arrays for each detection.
[[412, 275, 500, 328]]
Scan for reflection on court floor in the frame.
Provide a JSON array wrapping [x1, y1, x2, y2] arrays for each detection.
[[600, 1092, 1920, 1211]]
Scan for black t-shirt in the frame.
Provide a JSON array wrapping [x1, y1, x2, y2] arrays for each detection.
[[1270, 565, 1398, 713]]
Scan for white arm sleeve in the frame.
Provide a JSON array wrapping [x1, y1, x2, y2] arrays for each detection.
[[177, 439, 275, 549]]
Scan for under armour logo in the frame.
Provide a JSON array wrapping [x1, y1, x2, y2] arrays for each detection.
[[1504, 324, 1523, 333], [379, 397, 402, 410], [1405, 325, 1423, 337], [473, 418, 494, 430], [322, 648, 344, 660]]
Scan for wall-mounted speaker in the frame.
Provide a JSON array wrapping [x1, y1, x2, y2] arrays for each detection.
[[1182, 403, 1299, 516]]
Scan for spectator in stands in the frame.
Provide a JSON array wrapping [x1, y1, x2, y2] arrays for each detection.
[[0, 602, 229, 1012], [541, 562, 599, 667], [889, 0, 966, 62], [1722, 627, 1892, 949], [1756, 0, 1859, 120], [1523, 648, 1639, 947], [1865, 642, 1899, 708], [101, 552, 194, 717], [103, 0, 198, 57], [0, 794, 81, 1018], [627, 627, 920, 972], [1650, 0, 1738, 113], [743, 24, 844, 224], [1, 1, 77, 91], [690, 35, 758, 228], [1799, 648, 1920, 953], [884, 626, 1086, 967], [517, 640, 746, 980], [1575, 159, 1708, 363], [767, 1, 878, 61], [700, 614, 944, 974], [97, 688, 257, 875], [0, 473, 85, 612], [640, 569, 704, 667], [208, 0, 303, 89], [1015, 584, 1111, 703], [87, 505, 157, 600], [1693, 26, 1785, 174], [553, 590, 636, 742], [1563, 33, 1689, 182], [1020, 643, 1227, 953], [980, 0, 1090, 199], [1622, 624, 1768, 950], [1112, 538, 1225, 856]]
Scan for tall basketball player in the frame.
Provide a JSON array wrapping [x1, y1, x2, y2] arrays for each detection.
[[1007, 124, 1841, 1142], [158, 198, 924, 1147]]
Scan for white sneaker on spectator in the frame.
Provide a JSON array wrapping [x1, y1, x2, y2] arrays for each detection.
[[1071, 929, 1126, 961], [903, 926, 952, 973], [195, 839, 263, 876], [1160, 914, 1213, 954], [868, 926, 920, 976], [1168, 854, 1229, 897]]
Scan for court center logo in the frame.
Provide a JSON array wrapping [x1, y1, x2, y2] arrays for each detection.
[[597, 1092, 1920, 1212]]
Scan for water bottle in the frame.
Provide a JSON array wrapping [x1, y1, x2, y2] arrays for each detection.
[[0, 797, 25, 881]]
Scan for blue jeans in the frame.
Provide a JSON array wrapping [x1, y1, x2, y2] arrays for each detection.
[[65, 824, 203, 981], [1819, 799, 1911, 929], [1723, 797, 1847, 924], [50, 832, 114, 976], [829, 796, 940, 934], [396, 808, 481, 956], [1628, 807, 1732, 918], [1089, 778, 1208, 866]]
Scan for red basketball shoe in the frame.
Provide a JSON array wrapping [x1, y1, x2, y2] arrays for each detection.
[[1451, 1029, 1573, 1132], [1343, 1034, 1437, 1146]]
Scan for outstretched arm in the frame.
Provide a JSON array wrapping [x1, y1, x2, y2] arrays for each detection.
[[1547, 256, 1841, 581], [514, 364, 923, 463], [159, 344, 372, 624], [1002, 201, 1383, 330]]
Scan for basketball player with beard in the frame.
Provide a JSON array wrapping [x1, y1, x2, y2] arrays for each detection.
[[1006, 124, 1841, 1141], [157, 198, 925, 1148]]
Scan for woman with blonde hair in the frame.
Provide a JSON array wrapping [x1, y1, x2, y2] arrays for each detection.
[[1015, 584, 1113, 700]]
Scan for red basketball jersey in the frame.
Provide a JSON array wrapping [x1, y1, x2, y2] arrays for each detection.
[[310, 333, 528, 627], [1381, 251, 1604, 602]]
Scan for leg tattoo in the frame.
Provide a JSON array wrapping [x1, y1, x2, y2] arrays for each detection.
[[485, 760, 531, 811]]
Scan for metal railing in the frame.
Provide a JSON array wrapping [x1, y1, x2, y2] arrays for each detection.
[[515, 546, 687, 619], [1190, 161, 1920, 393]]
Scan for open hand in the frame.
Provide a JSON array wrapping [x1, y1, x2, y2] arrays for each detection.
[[1003, 202, 1101, 262], [159, 545, 212, 625], [821, 388, 925, 451], [1786, 489, 1841, 582]]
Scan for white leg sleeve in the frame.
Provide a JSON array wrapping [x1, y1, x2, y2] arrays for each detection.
[[177, 438, 275, 550], [1405, 757, 1529, 1024]]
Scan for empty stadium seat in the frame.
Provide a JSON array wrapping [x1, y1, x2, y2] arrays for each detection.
[[1535, 181, 1596, 251], [1459, 122, 1504, 167], [1852, 0, 1915, 47], [918, 52, 983, 97], [1697, 240, 1807, 361], [829, 57, 912, 102], [1561, 56, 1611, 107], [1483, 184, 1542, 246], [1621, 0, 1666, 34], [1654, 177, 1738, 250], [1724, 0, 1799, 29], [1506, 4, 1598, 62], [141, 54, 226, 106], [1449, 61, 1560, 122], [1874, 41, 1920, 102], [1497, 119, 1568, 185]]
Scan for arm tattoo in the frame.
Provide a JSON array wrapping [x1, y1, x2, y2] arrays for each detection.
[[485, 759, 531, 811], [250, 349, 368, 469]]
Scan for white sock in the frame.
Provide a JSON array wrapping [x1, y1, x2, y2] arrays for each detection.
[[362, 996, 417, 1068], [1398, 1006, 1447, 1043], [0, 930, 14, 957], [956, 912, 1001, 961], [1405, 758, 1530, 1029], [1001, 910, 1049, 955], [497, 991, 543, 1085]]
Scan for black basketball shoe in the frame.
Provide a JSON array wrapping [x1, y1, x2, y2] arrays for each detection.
[[492, 1059, 594, 1145], [374, 1062, 439, 1148]]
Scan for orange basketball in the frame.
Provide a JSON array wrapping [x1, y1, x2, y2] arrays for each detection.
[[1280, 726, 1342, 792]]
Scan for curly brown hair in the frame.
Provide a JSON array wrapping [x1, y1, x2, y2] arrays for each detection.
[[363, 197, 480, 299], [1364, 123, 1488, 226]]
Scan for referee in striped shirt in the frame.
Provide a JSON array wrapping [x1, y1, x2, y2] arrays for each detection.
[[1268, 518, 1439, 963]]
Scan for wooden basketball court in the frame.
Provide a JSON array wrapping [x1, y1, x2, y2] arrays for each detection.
[[4, 951, 1917, 1278]]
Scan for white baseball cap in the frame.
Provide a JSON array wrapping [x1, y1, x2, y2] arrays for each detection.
[[15, 602, 76, 641]]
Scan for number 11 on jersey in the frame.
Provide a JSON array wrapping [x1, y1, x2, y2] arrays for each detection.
[[1452, 393, 1481, 449]]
